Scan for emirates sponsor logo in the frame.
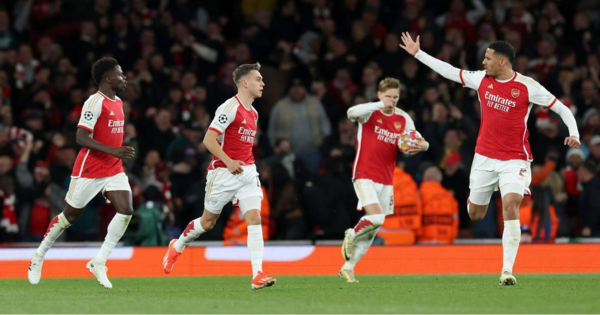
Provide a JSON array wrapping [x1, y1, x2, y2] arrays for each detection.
[[238, 127, 256, 143], [374, 126, 401, 144], [108, 119, 125, 133], [484, 91, 516, 113]]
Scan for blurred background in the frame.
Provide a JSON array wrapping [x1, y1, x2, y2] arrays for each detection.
[[0, 0, 598, 246]]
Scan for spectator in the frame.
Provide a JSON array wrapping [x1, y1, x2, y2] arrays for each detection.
[[578, 160, 600, 237], [268, 77, 332, 173], [418, 166, 459, 244], [441, 151, 470, 231]]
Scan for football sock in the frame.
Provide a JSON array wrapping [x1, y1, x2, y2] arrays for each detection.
[[247, 224, 264, 278], [36, 213, 72, 257], [343, 228, 379, 270], [351, 214, 385, 239], [174, 218, 205, 252], [502, 219, 521, 275], [94, 213, 131, 266]]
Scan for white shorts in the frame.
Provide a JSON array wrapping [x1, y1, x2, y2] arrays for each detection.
[[469, 153, 531, 205], [204, 164, 263, 215], [65, 173, 131, 209], [353, 179, 394, 215]]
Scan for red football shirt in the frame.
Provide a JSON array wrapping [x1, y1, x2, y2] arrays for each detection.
[[352, 107, 415, 185], [459, 70, 557, 161], [72, 91, 125, 178], [208, 96, 259, 169]]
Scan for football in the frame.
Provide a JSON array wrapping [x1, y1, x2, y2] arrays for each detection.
[[398, 129, 422, 154]]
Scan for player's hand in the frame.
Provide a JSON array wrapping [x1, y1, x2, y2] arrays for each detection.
[[399, 32, 420, 56], [226, 160, 245, 175], [564, 136, 580, 148], [111, 146, 135, 159], [407, 139, 429, 155], [382, 97, 395, 111]]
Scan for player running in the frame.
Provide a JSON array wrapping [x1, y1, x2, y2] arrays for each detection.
[[340, 78, 429, 283], [163, 62, 276, 289], [28, 58, 135, 289], [400, 33, 580, 285]]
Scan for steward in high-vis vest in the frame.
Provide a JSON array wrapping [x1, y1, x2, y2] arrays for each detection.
[[223, 186, 270, 245], [418, 166, 459, 244]]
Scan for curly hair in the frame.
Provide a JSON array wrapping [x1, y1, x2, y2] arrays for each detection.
[[91, 57, 119, 85]]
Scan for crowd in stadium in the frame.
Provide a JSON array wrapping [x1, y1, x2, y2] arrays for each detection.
[[0, 0, 599, 244]]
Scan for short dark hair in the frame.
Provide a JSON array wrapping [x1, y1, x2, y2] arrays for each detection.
[[581, 159, 598, 175], [489, 41, 516, 64], [233, 62, 261, 84], [91, 57, 119, 85]]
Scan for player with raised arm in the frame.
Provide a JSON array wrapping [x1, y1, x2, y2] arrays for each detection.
[[399, 33, 580, 285], [340, 78, 429, 283], [28, 58, 135, 289], [162, 62, 276, 290]]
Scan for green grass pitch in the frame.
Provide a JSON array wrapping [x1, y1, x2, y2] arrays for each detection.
[[2, 274, 599, 313]]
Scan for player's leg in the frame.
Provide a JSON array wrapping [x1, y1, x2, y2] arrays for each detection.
[[236, 165, 276, 289], [28, 177, 99, 285], [87, 174, 133, 289], [164, 168, 232, 274], [340, 180, 386, 282], [241, 199, 276, 289], [497, 160, 530, 286], [467, 154, 497, 221]]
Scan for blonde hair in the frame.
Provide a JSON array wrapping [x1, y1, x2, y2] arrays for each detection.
[[378, 77, 401, 92]]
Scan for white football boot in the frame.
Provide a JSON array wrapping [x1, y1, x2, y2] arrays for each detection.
[[87, 260, 113, 289], [339, 268, 359, 283], [341, 229, 357, 261], [499, 272, 517, 286], [28, 251, 44, 285]]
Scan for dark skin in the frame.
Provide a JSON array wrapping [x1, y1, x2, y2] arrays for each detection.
[[63, 65, 135, 223]]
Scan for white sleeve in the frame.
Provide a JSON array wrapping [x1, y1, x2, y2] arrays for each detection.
[[414, 50, 485, 89], [77, 95, 103, 132], [400, 111, 416, 130], [549, 100, 580, 138], [208, 101, 237, 134], [347, 101, 384, 123]]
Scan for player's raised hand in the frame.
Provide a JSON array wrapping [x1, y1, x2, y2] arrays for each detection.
[[399, 32, 420, 56], [226, 160, 245, 175], [564, 136, 580, 148], [111, 146, 135, 159]]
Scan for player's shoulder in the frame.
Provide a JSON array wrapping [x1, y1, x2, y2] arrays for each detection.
[[215, 96, 239, 114], [393, 107, 410, 118], [84, 92, 104, 107], [513, 72, 544, 91], [250, 105, 259, 117]]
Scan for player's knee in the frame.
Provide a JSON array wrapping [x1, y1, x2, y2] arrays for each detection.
[[468, 205, 486, 222], [120, 207, 134, 216], [245, 214, 261, 226], [200, 218, 217, 231], [63, 207, 84, 224]]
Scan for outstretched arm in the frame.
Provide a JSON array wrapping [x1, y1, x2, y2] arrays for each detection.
[[347, 101, 384, 121], [399, 32, 463, 84], [548, 101, 580, 148]]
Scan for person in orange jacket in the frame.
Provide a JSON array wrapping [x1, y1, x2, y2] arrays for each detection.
[[382, 161, 421, 231], [417, 166, 459, 244], [223, 186, 270, 245]]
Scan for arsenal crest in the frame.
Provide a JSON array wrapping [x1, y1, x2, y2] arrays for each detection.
[[394, 122, 402, 130], [511, 88, 520, 98]]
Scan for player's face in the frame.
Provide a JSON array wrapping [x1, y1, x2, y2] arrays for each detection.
[[109, 65, 127, 92], [483, 49, 499, 77], [378, 88, 400, 113], [244, 70, 264, 98]]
